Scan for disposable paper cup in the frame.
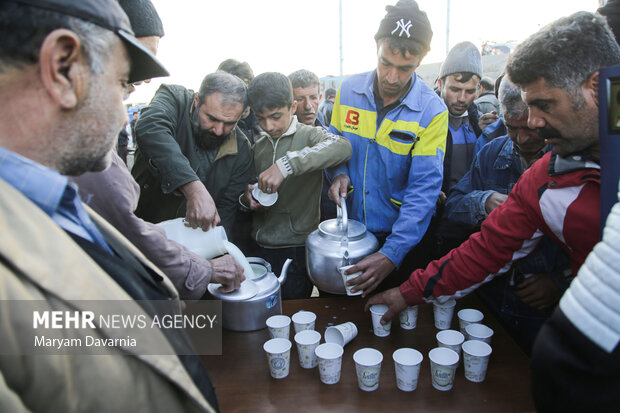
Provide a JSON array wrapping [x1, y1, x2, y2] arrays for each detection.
[[369, 304, 391, 337], [433, 299, 456, 330], [294, 329, 321, 369], [266, 315, 291, 339], [465, 323, 494, 344], [392, 348, 423, 392], [428, 347, 459, 391], [353, 348, 383, 391], [315, 343, 344, 384], [462, 340, 492, 382], [399, 305, 419, 330], [325, 322, 358, 347], [292, 310, 316, 334], [263, 338, 292, 379], [436, 329, 465, 357], [252, 186, 278, 207], [339, 265, 363, 296], [457, 309, 484, 334]]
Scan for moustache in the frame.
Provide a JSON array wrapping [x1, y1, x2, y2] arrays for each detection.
[[536, 125, 562, 140], [301, 110, 316, 115]]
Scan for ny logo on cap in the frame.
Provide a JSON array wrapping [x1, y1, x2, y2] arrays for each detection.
[[391, 19, 412, 38]]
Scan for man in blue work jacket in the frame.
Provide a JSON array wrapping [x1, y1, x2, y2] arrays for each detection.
[[328, 0, 448, 296]]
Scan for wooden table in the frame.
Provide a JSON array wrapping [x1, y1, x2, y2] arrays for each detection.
[[201, 294, 535, 412]]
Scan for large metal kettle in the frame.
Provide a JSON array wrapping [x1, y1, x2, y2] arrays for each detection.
[[305, 197, 378, 294], [207, 258, 292, 331]]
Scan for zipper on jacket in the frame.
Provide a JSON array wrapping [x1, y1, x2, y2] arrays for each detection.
[[363, 142, 369, 226]]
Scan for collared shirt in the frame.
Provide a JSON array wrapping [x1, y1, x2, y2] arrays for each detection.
[[373, 75, 413, 126], [513, 143, 549, 173], [0, 145, 113, 254]]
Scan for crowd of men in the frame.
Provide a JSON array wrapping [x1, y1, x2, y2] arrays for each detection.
[[0, 0, 618, 411]]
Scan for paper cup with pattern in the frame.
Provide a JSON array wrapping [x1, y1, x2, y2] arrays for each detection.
[[462, 340, 492, 382], [353, 348, 383, 391], [457, 309, 484, 334], [399, 305, 419, 330], [465, 323, 494, 345], [292, 310, 316, 334], [392, 348, 423, 392], [436, 329, 465, 357], [266, 315, 291, 339], [339, 265, 363, 296], [369, 304, 391, 337], [263, 338, 292, 379], [325, 322, 358, 347], [429, 347, 459, 391], [433, 299, 456, 330], [294, 329, 321, 369], [315, 343, 344, 384]]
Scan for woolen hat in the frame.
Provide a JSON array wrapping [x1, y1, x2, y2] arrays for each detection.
[[374, 0, 433, 51], [439, 41, 482, 80], [598, 0, 620, 44], [10, 0, 169, 83], [119, 0, 165, 38]]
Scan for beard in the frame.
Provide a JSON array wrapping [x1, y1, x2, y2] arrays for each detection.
[[192, 109, 230, 150], [56, 79, 121, 176]]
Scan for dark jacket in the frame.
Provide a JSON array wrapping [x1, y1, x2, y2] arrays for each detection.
[[442, 102, 482, 192], [131, 84, 253, 233]]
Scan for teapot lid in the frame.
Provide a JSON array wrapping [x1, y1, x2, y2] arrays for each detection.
[[318, 218, 367, 241], [207, 279, 258, 301]]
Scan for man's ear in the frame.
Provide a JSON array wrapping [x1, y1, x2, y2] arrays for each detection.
[[38, 29, 87, 109], [585, 71, 599, 106], [290, 100, 298, 115], [194, 92, 199, 107]]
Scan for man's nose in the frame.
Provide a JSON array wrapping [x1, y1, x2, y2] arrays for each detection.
[[517, 128, 537, 145], [386, 68, 398, 84], [527, 108, 546, 129], [211, 121, 224, 136], [303, 99, 312, 110]]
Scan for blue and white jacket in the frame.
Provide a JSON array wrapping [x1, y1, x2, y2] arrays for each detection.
[[327, 70, 448, 267]]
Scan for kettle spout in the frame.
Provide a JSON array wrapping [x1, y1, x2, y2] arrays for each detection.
[[278, 258, 293, 285]]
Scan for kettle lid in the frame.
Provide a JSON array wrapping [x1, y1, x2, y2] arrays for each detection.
[[207, 279, 259, 301], [318, 218, 367, 241]]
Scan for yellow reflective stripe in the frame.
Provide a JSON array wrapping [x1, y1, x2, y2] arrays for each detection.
[[331, 89, 343, 133], [412, 110, 449, 157], [376, 119, 422, 156], [335, 105, 377, 140], [347, 186, 354, 194], [390, 198, 402, 207]]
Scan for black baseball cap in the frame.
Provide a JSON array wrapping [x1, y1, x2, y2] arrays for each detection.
[[10, 0, 169, 83]]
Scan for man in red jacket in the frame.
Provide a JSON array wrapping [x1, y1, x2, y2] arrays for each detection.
[[365, 11, 619, 329]]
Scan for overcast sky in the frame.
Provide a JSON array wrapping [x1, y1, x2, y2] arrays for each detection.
[[127, 0, 600, 104]]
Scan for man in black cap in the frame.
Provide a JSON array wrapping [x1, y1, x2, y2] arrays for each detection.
[[327, 0, 448, 296], [72, 0, 244, 303], [0, 1, 216, 412]]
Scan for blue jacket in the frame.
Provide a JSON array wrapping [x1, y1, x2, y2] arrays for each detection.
[[474, 117, 506, 154], [328, 70, 448, 267], [446, 135, 520, 226], [444, 135, 568, 275]]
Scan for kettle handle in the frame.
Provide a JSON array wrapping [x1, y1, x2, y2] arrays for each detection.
[[337, 196, 349, 234]]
